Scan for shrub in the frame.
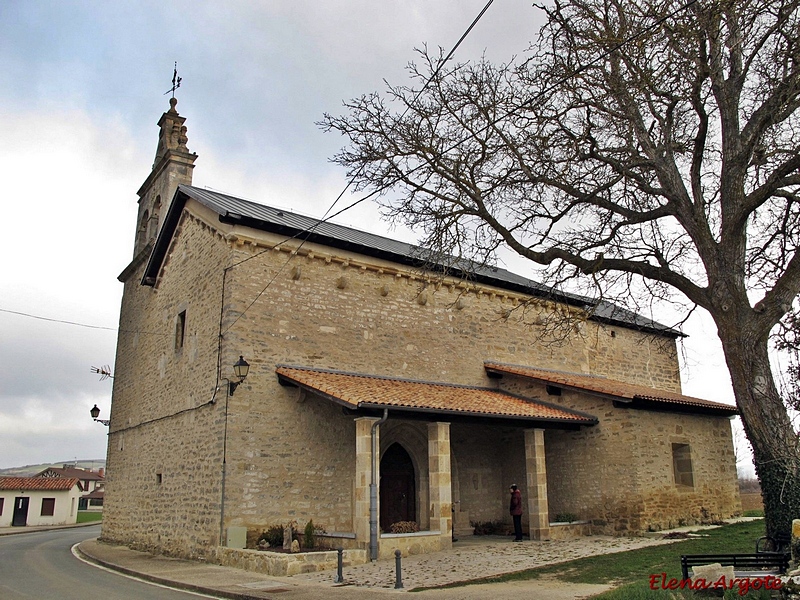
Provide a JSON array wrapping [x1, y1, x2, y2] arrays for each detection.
[[554, 512, 579, 523], [303, 519, 316, 549], [258, 525, 284, 547], [257, 524, 298, 548]]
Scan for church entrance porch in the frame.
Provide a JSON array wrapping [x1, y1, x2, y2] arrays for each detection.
[[275, 365, 598, 554]]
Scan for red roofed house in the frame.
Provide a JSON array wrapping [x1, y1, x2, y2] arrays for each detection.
[[101, 99, 741, 565], [0, 477, 82, 527], [38, 465, 105, 511]]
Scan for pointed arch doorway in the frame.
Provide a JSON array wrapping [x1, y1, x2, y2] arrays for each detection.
[[380, 443, 416, 531]]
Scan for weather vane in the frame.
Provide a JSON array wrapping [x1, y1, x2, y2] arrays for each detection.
[[165, 62, 182, 97]]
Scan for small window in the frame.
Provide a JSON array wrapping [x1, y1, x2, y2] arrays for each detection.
[[175, 311, 186, 350], [0, 497, 4, 515], [672, 443, 694, 487], [41, 498, 56, 516], [156, 473, 163, 485]]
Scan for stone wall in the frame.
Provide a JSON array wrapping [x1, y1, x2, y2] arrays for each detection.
[[497, 377, 740, 533], [211, 546, 367, 576], [103, 208, 231, 557], [105, 197, 738, 558]]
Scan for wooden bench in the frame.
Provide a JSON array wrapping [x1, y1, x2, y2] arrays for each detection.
[[680, 552, 790, 581]]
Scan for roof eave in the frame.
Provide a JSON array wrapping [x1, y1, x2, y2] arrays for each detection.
[[141, 188, 191, 286], [620, 397, 739, 417], [486, 363, 738, 417], [356, 401, 597, 428]]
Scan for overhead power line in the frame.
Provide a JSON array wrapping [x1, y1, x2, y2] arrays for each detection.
[[0, 307, 168, 338], [221, 0, 698, 334], [221, 0, 497, 335], [0, 308, 117, 332]]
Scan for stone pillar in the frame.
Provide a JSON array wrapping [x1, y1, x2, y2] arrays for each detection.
[[524, 428, 550, 540], [428, 422, 452, 549], [354, 417, 381, 548]]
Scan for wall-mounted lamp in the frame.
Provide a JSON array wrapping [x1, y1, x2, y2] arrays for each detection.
[[90, 404, 110, 426], [228, 355, 250, 396]]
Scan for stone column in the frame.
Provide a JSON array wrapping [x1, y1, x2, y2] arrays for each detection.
[[428, 422, 452, 549], [354, 417, 381, 548], [524, 428, 550, 540]]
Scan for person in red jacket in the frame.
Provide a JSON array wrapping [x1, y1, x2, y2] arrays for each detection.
[[509, 484, 523, 541]]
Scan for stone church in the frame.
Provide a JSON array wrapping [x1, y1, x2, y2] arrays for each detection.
[[102, 98, 740, 562]]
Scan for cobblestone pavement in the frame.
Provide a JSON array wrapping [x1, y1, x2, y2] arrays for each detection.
[[292, 535, 681, 590]]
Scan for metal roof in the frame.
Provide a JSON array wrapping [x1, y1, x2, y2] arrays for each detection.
[[143, 185, 682, 337]]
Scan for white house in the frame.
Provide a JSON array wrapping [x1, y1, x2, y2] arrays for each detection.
[[0, 477, 82, 527]]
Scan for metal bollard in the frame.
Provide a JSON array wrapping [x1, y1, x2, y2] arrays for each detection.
[[394, 549, 403, 589], [334, 547, 344, 583]]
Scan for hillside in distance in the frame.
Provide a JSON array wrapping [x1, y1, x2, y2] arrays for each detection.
[[0, 459, 106, 477]]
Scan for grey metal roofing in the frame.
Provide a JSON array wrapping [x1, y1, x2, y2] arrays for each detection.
[[143, 185, 681, 337]]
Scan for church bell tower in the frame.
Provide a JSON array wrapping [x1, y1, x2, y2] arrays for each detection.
[[132, 96, 197, 257]]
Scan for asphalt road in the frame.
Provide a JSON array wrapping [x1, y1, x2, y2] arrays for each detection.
[[0, 525, 219, 600]]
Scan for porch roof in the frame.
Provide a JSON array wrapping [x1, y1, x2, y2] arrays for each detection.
[[484, 361, 739, 416], [275, 365, 598, 427]]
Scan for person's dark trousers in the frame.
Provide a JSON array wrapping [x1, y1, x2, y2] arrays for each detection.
[[513, 514, 523, 541]]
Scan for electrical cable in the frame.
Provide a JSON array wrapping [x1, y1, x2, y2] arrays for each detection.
[[222, 0, 698, 337], [0, 308, 117, 331], [6, 1, 696, 345], [0, 307, 169, 338], [220, 0, 497, 335]]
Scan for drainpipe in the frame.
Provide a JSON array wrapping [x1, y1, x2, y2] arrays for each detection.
[[370, 409, 389, 562]]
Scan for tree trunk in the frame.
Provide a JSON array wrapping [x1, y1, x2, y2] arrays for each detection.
[[718, 324, 800, 537]]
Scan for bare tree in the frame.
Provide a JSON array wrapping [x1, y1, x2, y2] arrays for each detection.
[[323, 0, 800, 537]]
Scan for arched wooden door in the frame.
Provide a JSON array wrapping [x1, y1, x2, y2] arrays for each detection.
[[380, 443, 416, 531]]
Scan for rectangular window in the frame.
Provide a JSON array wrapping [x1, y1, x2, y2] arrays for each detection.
[[0, 497, 4, 515], [41, 498, 56, 516], [672, 443, 694, 488], [175, 310, 186, 350]]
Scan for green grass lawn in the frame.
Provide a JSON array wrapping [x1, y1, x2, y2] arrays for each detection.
[[76, 511, 103, 523], [414, 520, 778, 598]]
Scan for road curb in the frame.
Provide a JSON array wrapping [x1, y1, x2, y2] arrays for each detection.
[[0, 521, 101, 536], [75, 540, 267, 600]]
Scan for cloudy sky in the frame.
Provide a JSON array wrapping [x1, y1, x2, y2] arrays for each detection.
[[0, 1, 749, 473]]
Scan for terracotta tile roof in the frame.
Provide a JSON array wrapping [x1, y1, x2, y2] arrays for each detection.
[[0, 477, 80, 491], [275, 365, 598, 426], [484, 361, 738, 415]]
